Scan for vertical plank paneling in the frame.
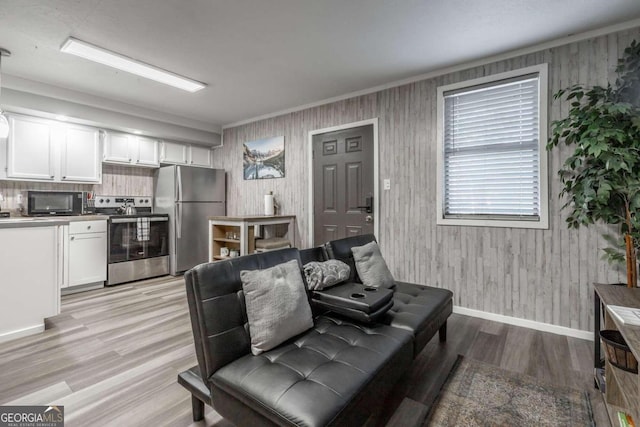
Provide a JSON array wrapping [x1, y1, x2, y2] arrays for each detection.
[[214, 28, 640, 332]]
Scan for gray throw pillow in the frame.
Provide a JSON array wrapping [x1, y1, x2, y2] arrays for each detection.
[[303, 260, 350, 291], [240, 259, 314, 355], [351, 241, 395, 289]]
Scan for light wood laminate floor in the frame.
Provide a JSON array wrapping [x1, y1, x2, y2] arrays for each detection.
[[0, 276, 609, 426]]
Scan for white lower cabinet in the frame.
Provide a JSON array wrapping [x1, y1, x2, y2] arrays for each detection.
[[63, 220, 107, 289], [0, 225, 60, 343]]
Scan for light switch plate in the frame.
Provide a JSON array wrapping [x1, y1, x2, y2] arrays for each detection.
[[383, 179, 391, 190]]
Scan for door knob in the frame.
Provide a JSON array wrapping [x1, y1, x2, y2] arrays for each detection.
[[365, 215, 373, 223]]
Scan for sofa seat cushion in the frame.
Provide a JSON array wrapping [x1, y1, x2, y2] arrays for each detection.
[[382, 281, 453, 334], [210, 315, 412, 427]]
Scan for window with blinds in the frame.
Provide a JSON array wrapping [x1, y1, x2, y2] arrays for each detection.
[[436, 65, 548, 229]]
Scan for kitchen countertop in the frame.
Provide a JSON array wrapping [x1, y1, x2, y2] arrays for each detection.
[[0, 214, 108, 229], [208, 215, 296, 221]]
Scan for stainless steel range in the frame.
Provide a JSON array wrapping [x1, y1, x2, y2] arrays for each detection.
[[95, 195, 169, 286]]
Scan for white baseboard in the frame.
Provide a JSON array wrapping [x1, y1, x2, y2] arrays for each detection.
[[0, 323, 45, 344], [453, 306, 593, 341]]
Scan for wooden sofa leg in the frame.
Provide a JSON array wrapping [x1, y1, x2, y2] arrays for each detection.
[[439, 321, 447, 342], [192, 395, 205, 421]]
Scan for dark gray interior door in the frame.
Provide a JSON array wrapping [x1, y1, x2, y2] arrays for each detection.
[[312, 125, 374, 245]]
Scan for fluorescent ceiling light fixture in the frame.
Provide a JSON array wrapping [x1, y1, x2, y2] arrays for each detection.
[[60, 37, 206, 93]]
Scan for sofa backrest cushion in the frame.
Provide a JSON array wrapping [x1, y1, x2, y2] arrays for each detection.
[[184, 248, 303, 381], [299, 246, 327, 264], [324, 234, 377, 283]]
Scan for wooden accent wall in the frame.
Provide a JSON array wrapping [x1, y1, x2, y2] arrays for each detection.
[[217, 28, 640, 332]]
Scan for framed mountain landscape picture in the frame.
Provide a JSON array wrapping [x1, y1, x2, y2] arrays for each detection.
[[243, 136, 285, 180]]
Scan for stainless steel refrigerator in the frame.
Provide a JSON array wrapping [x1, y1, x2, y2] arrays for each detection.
[[154, 165, 226, 275]]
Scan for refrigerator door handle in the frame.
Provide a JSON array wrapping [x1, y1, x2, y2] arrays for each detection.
[[177, 166, 183, 202], [176, 203, 182, 239]]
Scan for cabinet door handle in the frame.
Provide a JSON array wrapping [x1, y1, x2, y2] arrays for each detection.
[[87, 225, 91, 230], [70, 236, 75, 241]]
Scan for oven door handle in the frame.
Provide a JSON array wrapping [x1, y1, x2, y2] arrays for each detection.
[[110, 217, 169, 223], [111, 218, 137, 224]]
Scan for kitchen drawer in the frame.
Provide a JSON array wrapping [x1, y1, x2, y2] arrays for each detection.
[[69, 220, 107, 234]]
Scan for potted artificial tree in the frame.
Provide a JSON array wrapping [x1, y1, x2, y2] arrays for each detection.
[[547, 40, 640, 288]]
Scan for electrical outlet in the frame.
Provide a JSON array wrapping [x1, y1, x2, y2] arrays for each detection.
[[383, 179, 391, 190]]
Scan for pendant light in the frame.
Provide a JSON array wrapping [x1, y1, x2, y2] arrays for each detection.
[[0, 48, 12, 139]]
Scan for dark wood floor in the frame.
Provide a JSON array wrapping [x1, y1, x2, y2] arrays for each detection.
[[0, 276, 609, 427]]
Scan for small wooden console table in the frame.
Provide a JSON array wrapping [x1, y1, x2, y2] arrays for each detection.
[[594, 283, 640, 422], [208, 215, 296, 262]]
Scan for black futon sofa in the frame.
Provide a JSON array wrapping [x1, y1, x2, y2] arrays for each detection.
[[316, 234, 453, 357], [178, 236, 452, 426]]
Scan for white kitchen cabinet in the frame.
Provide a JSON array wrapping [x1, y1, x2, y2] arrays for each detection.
[[160, 141, 188, 164], [135, 136, 159, 167], [103, 131, 132, 164], [160, 141, 213, 168], [189, 145, 212, 168], [61, 125, 101, 182], [7, 115, 55, 180], [5, 114, 102, 183], [0, 225, 60, 343], [64, 220, 107, 288], [103, 132, 159, 168]]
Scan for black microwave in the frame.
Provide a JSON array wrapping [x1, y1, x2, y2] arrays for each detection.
[[27, 191, 94, 216]]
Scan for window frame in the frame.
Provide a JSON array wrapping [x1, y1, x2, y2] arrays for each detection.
[[436, 63, 549, 229]]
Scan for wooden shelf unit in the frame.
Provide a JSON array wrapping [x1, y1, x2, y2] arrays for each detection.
[[594, 284, 640, 423], [208, 215, 295, 262], [210, 223, 254, 261]]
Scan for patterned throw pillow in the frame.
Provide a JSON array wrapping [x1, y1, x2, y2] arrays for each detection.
[[303, 260, 351, 291]]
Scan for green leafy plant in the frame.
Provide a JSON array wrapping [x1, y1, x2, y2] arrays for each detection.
[[547, 40, 640, 288]]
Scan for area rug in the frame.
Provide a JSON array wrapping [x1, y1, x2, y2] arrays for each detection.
[[425, 356, 594, 427]]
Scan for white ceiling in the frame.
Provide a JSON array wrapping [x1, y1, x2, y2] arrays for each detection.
[[1, 0, 640, 129]]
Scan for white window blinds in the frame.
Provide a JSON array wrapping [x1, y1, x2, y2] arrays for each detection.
[[442, 74, 540, 219]]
